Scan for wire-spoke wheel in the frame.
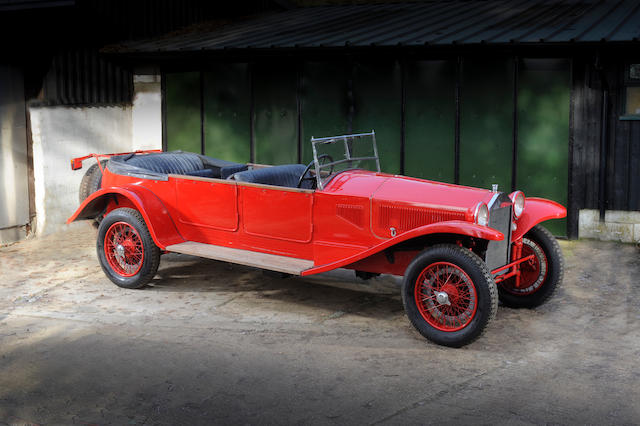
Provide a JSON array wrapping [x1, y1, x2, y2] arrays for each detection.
[[500, 238, 548, 296], [414, 262, 478, 332], [104, 222, 145, 277], [498, 225, 564, 308], [97, 208, 160, 289], [402, 244, 497, 347]]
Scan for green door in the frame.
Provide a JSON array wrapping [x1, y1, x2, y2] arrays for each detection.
[[203, 64, 251, 163], [300, 62, 351, 164], [253, 63, 298, 165], [352, 61, 402, 174], [165, 72, 201, 153], [405, 60, 456, 182], [459, 58, 514, 192], [516, 59, 570, 236]]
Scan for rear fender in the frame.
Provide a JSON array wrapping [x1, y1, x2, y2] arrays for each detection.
[[67, 186, 184, 249], [302, 220, 503, 276], [512, 198, 566, 241]]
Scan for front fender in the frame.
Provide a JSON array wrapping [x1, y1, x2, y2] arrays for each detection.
[[512, 197, 566, 240], [67, 186, 184, 249], [302, 220, 503, 276]]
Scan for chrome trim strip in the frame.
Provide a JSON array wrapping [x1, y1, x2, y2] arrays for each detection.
[[488, 192, 502, 210]]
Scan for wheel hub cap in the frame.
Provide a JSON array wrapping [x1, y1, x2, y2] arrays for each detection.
[[435, 291, 451, 305]]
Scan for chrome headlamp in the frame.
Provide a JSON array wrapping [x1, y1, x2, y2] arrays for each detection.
[[509, 191, 525, 219], [474, 202, 489, 226]]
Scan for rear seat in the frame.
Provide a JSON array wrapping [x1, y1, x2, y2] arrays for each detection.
[[109, 151, 247, 179]]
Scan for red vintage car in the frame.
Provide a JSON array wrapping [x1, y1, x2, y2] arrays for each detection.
[[68, 131, 565, 347]]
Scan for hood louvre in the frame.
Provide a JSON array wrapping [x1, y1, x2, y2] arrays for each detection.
[[375, 203, 466, 237]]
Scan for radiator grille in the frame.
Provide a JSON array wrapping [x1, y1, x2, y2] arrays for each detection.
[[485, 205, 512, 272]]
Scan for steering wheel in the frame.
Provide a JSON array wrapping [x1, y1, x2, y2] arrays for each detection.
[[297, 154, 334, 189]]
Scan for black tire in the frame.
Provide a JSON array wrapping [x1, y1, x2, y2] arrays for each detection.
[[79, 160, 107, 203], [498, 225, 564, 308], [96, 208, 160, 289], [402, 244, 498, 347]]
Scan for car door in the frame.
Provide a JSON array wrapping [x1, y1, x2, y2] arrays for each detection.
[[174, 176, 239, 237], [239, 183, 313, 244]]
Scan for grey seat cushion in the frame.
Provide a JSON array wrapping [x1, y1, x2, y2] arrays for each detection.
[[231, 164, 311, 189]]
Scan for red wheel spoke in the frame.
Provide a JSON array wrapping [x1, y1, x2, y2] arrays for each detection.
[[413, 261, 478, 332], [501, 238, 548, 296], [104, 221, 145, 277]]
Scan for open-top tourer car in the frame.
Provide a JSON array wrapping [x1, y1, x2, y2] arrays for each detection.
[[68, 131, 566, 347]]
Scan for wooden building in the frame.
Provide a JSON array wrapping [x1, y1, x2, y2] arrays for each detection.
[[1, 0, 639, 242], [115, 1, 640, 239]]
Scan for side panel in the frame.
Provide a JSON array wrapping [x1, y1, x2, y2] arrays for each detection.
[[312, 191, 372, 266], [345, 250, 420, 277], [240, 184, 313, 243], [304, 220, 504, 276], [174, 177, 238, 233]]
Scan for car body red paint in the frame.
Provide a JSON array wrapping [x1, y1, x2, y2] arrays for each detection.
[[68, 157, 565, 278], [68, 133, 566, 346]]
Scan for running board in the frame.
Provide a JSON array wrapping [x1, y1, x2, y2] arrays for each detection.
[[165, 241, 314, 275]]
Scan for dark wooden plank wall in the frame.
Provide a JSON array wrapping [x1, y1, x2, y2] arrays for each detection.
[[629, 123, 640, 210], [570, 58, 602, 236], [606, 62, 640, 212], [570, 57, 640, 237]]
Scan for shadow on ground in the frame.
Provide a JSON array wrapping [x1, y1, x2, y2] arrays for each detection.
[[1, 224, 639, 424]]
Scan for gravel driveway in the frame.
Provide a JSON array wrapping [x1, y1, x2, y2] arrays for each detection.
[[1, 221, 639, 425]]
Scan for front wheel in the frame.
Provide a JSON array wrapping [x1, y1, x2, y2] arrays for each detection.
[[97, 208, 160, 289], [498, 225, 564, 308], [402, 244, 498, 347]]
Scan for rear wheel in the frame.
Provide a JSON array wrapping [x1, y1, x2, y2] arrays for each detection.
[[97, 208, 160, 289], [498, 225, 563, 308], [402, 244, 498, 347]]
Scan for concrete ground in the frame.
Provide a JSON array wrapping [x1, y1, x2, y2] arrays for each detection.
[[1, 222, 639, 425]]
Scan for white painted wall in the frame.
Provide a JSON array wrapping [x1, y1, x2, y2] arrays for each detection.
[[27, 74, 163, 237], [30, 106, 132, 236], [132, 75, 162, 151], [0, 65, 30, 245]]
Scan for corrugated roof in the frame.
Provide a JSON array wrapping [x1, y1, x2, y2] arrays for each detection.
[[120, 0, 640, 53], [0, 0, 73, 11]]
